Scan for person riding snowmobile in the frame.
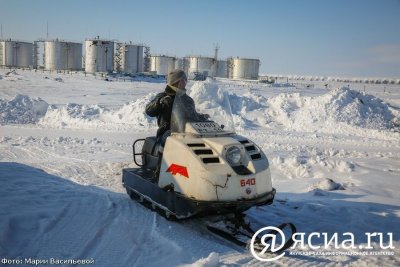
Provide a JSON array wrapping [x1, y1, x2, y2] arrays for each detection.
[[145, 69, 209, 146], [145, 69, 209, 181]]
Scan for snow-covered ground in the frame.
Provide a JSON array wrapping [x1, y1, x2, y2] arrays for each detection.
[[0, 69, 399, 266]]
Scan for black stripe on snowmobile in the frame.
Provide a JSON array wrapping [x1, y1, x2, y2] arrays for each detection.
[[194, 149, 213, 155], [187, 143, 206, 147], [202, 158, 220, 163], [245, 145, 256, 151]]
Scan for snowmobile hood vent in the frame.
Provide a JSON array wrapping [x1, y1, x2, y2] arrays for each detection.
[[202, 157, 220, 163], [245, 145, 256, 152], [194, 149, 213, 155], [186, 142, 220, 164], [187, 143, 206, 147], [237, 139, 263, 161]]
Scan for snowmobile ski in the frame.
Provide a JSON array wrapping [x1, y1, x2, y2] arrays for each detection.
[[205, 213, 297, 254]]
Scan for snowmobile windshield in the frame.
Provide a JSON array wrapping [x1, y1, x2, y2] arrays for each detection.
[[171, 82, 235, 136]]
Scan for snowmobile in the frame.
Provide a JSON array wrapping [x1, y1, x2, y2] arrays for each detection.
[[122, 87, 296, 253]]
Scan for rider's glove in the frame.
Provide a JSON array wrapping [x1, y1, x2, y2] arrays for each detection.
[[159, 95, 173, 109]]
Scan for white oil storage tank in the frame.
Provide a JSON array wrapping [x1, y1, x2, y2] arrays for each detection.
[[85, 38, 114, 73], [115, 43, 144, 74], [174, 58, 184, 70], [215, 60, 228, 78], [44, 40, 82, 70], [186, 56, 217, 78], [0, 40, 33, 68], [229, 57, 260, 80], [149, 55, 175, 75]]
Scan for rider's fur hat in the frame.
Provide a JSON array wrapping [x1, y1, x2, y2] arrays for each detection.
[[167, 69, 187, 86]]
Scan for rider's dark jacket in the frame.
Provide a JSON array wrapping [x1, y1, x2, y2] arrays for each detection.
[[145, 85, 208, 137]]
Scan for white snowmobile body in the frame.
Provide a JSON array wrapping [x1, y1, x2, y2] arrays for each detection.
[[159, 124, 273, 202], [122, 86, 275, 219]]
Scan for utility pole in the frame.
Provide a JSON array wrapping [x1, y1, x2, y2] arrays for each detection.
[[1, 24, 3, 39], [46, 21, 49, 39]]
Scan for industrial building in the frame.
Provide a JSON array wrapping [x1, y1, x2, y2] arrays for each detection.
[[43, 40, 82, 71], [0, 39, 33, 68], [115, 42, 144, 74], [0, 35, 262, 81], [185, 56, 217, 78], [215, 60, 228, 78], [85, 38, 114, 73], [228, 57, 260, 80], [174, 58, 184, 70], [149, 55, 175, 76]]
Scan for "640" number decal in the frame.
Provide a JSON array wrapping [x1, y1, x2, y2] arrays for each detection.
[[240, 178, 256, 187]]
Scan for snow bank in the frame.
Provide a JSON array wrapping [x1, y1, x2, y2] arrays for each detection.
[[40, 94, 157, 130], [103, 94, 156, 127], [189, 82, 397, 135], [189, 80, 268, 129], [189, 81, 224, 106], [189, 81, 236, 130], [268, 87, 396, 133], [0, 94, 49, 124], [189, 81, 266, 114], [228, 92, 267, 114], [3, 84, 396, 136], [40, 103, 108, 128]]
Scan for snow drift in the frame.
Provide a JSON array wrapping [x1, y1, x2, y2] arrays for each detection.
[[189, 82, 397, 134], [39, 94, 157, 130], [1, 84, 397, 137], [0, 92, 159, 131], [189, 80, 267, 114], [189, 80, 268, 129], [0, 94, 48, 124], [267, 87, 396, 133]]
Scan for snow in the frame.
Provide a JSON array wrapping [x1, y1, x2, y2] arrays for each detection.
[[267, 87, 396, 134], [0, 68, 399, 266], [0, 94, 48, 124], [0, 162, 227, 266], [39, 94, 157, 131], [308, 178, 345, 193], [186, 252, 220, 267]]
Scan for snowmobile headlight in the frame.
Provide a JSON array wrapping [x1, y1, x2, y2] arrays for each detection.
[[226, 146, 242, 165]]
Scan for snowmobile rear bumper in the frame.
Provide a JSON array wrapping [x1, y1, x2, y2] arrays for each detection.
[[122, 168, 276, 219]]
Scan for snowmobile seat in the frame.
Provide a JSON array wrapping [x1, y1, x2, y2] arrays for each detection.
[[141, 136, 160, 170]]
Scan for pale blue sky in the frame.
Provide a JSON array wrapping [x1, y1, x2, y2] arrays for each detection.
[[1, 0, 399, 77]]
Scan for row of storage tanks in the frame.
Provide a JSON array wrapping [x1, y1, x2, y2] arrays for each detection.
[[0, 40, 33, 68], [150, 55, 259, 80], [0, 39, 260, 80], [0, 39, 144, 74]]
